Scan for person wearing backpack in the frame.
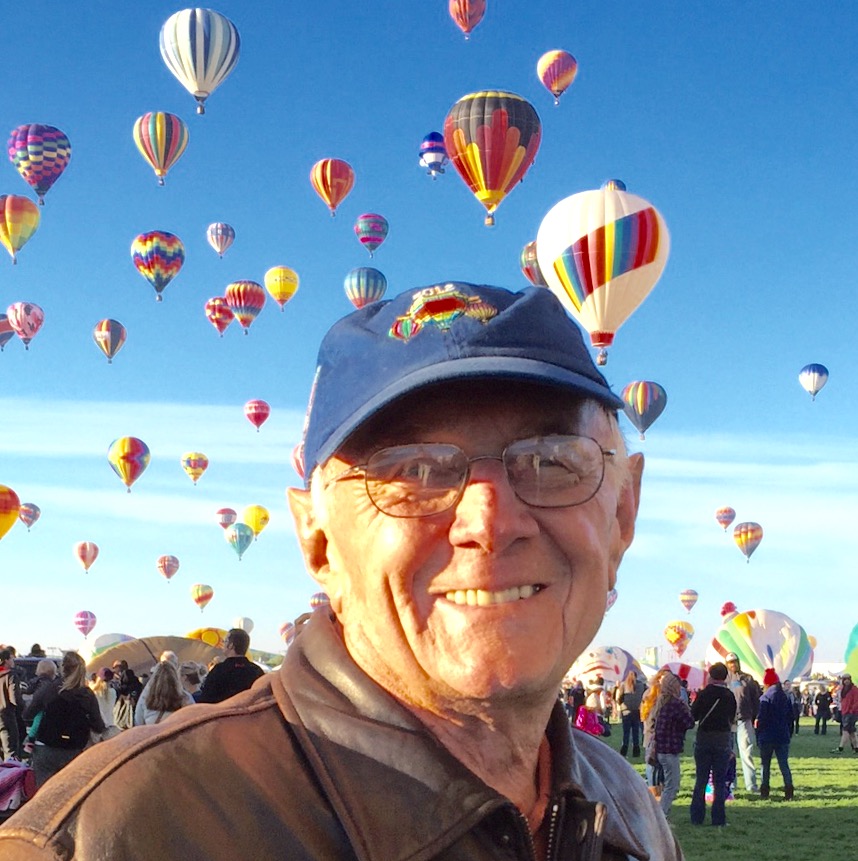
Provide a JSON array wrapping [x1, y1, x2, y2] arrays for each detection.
[[31, 652, 105, 789]]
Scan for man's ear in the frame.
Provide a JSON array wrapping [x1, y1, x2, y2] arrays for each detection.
[[286, 487, 331, 581], [608, 452, 644, 589]]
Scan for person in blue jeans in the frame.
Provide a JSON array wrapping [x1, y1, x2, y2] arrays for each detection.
[[616, 669, 647, 757], [690, 662, 737, 826], [756, 668, 794, 800]]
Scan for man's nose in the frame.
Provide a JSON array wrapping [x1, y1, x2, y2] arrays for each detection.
[[447, 458, 539, 552]]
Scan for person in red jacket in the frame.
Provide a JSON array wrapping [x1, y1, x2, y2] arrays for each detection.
[[832, 673, 858, 753]]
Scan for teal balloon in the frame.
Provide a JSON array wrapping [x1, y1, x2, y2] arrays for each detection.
[[225, 522, 254, 561]]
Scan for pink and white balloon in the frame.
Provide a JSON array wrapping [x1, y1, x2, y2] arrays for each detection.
[[74, 610, 97, 638], [605, 588, 618, 613], [310, 592, 330, 610]]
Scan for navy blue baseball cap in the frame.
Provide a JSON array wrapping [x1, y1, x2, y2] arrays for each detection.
[[297, 282, 623, 484]]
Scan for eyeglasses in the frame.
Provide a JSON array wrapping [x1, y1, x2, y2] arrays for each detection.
[[326, 435, 615, 518]]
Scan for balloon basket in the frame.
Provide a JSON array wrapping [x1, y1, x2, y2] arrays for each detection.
[[484, 214, 495, 227]]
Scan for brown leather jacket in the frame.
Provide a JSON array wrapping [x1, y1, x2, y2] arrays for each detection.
[[0, 615, 682, 860]]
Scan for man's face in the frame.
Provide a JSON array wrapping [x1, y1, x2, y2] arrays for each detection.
[[726, 659, 739, 675], [289, 382, 642, 713]]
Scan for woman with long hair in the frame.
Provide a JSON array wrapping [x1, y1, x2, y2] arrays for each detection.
[[616, 669, 647, 757], [134, 661, 194, 725], [653, 672, 695, 816], [641, 668, 669, 796], [89, 668, 120, 741], [31, 652, 105, 788]]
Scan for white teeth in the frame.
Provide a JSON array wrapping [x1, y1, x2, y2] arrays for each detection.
[[444, 585, 541, 606]]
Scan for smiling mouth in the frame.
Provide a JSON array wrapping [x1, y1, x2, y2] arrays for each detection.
[[443, 585, 545, 606]]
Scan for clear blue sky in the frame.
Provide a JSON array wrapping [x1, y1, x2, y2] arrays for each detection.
[[2, 2, 857, 663]]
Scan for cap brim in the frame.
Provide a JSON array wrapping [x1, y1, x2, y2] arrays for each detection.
[[314, 355, 624, 470]]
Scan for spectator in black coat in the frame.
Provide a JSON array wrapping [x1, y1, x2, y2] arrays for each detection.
[[197, 629, 265, 704]]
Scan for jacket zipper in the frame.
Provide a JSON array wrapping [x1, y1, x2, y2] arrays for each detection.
[[544, 801, 560, 860]]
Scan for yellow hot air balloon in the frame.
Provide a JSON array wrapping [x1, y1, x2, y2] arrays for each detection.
[[264, 266, 299, 311], [180, 452, 209, 485], [242, 504, 270, 539], [0, 485, 21, 540], [0, 195, 40, 264]]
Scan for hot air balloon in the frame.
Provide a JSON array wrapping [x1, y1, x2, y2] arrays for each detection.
[[74, 541, 99, 572], [216, 507, 237, 529], [206, 222, 235, 258], [343, 267, 387, 309], [264, 266, 299, 311], [310, 592, 331, 610], [844, 622, 858, 680], [6, 302, 44, 350], [242, 504, 270, 539], [448, 0, 486, 39], [798, 363, 828, 401], [664, 620, 694, 658], [291, 442, 305, 481], [661, 662, 708, 691], [18, 502, 40, 531], [131, 231, 185, 301], [536, 50, 578, 105], [0, 315, 13, 351], [233, 616, 253, 634], [244, 399, 270, 431], [157, 554, 180, 582], [92, 319, 127, 363], [536, 181, 670, 365], [74, 610, 97, 638], [191, 583, 214, 612], [568, 646, 641, 685], [354, 213, 389, 257], [224, 280, 265, 333], [225, 522, 254, 561], [310, 158, 354, 216], [186, 627, 227, 648], [419, 132, 448, 178], [443, 90, 541, 226], [605, 588, 618, 613], [715, 507, 736, 532], [160, 8, 240, 114], [520, 240, 548, 287], [279, 621, 296, 646], [707, 609, 813, 683], [132, 112, 189, 186], [721, 601, 738, 623], [0, 194, 40, 263], [0, 485, 20, 541], [679, 589, 699, 613], [7, 123, 71, 204], [107, 436, 151, 492], [733, 521, 763, 562], [620, 381, 667, 440], [180, 452, 209, 485], [204, 297, 234, 335]]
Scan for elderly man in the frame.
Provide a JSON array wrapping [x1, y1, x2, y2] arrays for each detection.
[[724, 651, 761, 794], [0, 283, 681, 859]]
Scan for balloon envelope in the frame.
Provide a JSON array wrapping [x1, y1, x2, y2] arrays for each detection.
[[225, 523, 254, 560], [279, 621, 296, 646], [448, 0, 486, 38], [605, 588, 618, 613], [225, 280, 265, 332], [7, 123, 71, 203], [537, 50, 578, 104], [0, 314, 14, 351], [310, 592, 331, 610], [443, 90, 541, 226], [132, 112, 189, 185], [354, 213, 389, 257], [707, 609, 813, 683], [244, 399, 270, 431], [0, 485, 21, 541], [242, 504, 270, 538], [344, 267, 387, 309], [798, 363, 828, 400], [92, 319, 126, 363], [715, 506, 736, 531], [131, 231, 185, 300], [107, 437, 151, 492], [310, 158, 354, 215], [0, 194, 40, 263], [621, 381, 667, 439], [180, 452, 208, 484], [233, 616, 254, 634], [74, 610, 97, 638], [6, 301, 44, 349], [733, 521, 763, 561], [568, 645, 641, 685], [216, 507, 237, 529], [520, 240, 548, 287], [662, 661, 708, 691], [679, 589, 699, 613], [159, 8, 240, 114], [664, 620, 694, 657], [18, 502, 40, 531], [536, 184, 670, 363], [206, 222, 235, 257], [204, 297, 234, 335], [419, 132, 448, 177], [74, 541, 99, 572], [264, 266, 299, 310], [191, 583, 214, 611], [157, 554, 180, 581]]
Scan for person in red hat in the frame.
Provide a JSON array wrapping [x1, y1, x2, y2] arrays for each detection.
[[756, 668, 794, 800]]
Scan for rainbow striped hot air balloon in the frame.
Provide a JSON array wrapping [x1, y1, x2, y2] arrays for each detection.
[[343, 267, 387, 309], [131, 231, 185, 301], [520, 241, 548, 287], [715, 506, 736, 532], [536, 50, 578, 105], [310, 158, 354, 216], [160, 8, 241, 115], [707, 609, 813, 683], [536, 181, 670, 365], [107, 437, 151, 492], [0, 314, 14, 351], [448, 0, 486, 39], [733, 521, 763, 562], [443, 90, 541, 226], [354, 213, 389, 258], [7, 123, 72, 204], [621, 381, 667, 440], [92, 319, 127, 364], [132, 112, 189, 186], [679, 589, 699, 613], [225, 280, 265, 333], [0, 194, 40, 263], [191, 583, 214, 612], [204, 297, 234, 335]]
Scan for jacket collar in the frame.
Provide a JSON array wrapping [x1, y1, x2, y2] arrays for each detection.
[[274, 613, 652, 861]]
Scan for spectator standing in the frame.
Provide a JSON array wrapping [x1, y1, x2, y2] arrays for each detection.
[[134, 661, 192, 726], [756, 669, 794, 800], [654, 673, 695, 817], [814, 686, 833, 735], [0, 648, 21, 761], [783, 680, 802, 734], [725, 652, 761, 793], [90, 669, 120, 741], [112, 660, 143, 730], [616, 670, 646, 757], [832, 673, 858, 753], [197, 629, 265, 704], [690, 662, 737, 827]]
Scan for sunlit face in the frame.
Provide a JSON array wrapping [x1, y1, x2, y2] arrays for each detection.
[[289, 382, 642, 714]]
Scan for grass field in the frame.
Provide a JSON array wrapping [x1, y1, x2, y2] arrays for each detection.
[[600, 717, 857, 859]]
